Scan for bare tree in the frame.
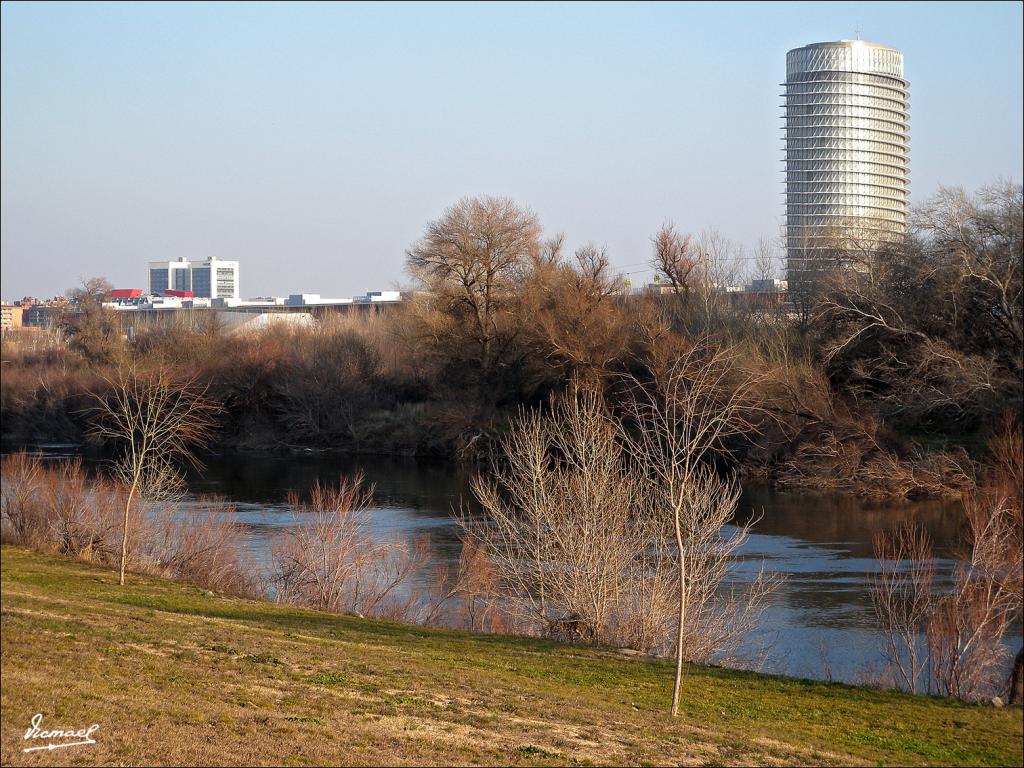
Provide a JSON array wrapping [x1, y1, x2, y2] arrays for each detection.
[[537, 233, 566, 268], [464, 388, 676, 651], [661, 466, 776, 669], [526, 243, 630, 387], [651, 223, 702, 307], [67, 276, 122, 363], [88, 365, 220, 585], [621, 338, 776, 716], [814, 265, 1007, 428], [751, 236, 779, 284], [670, 228, 746, 331], [69, 276, 114, 306], [912, 181, 1023, 360], [649, 225, 747, 332], [696, 229, 744, 287], [405, 196, 542, 389], [813, 183, 1022, 429]]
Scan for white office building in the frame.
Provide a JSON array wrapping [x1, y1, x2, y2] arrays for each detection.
[[147, 257, 239, 299], [148, 257, 194, 294], [190, 258, 240, 299]]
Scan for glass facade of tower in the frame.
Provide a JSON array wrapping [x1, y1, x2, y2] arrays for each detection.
[[149, 268, 169, 295], [783, 40, 909, 286]]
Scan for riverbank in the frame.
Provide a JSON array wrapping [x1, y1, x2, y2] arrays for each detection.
[[2, 547, 1021, 766]]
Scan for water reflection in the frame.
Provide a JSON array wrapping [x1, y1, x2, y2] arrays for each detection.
[[737, 484, 965, 557], [184, 454, 471, 565], [5, 447, 989, 684], [173, 453, 979, 683]]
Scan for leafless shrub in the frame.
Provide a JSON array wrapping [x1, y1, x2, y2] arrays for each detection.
[[270, 320, 383, 444], [87, 364, 221, 585], [45, 459, 127, 562], [268, 476, 372, 610], [1, 454, 129, 561], [793, 441, 975, 501], [466, 375, 777, 710], [0, 452, 48, 546], [356, 534, 431, 620], [268, 474, 427, 619], [464, 389, 676, 650], [524, 243, 631, 388], [862, 449, 975, 500], [1, 454, 256, 597], [977, 417, 1024, 609], [870, 421, 1023, 701], [938, 419, 1023, 701], [813, 635, 835, 683], [870, 521, 1015, 702], [870, 523, 936, 694], [144, 502, 258, 597], [925, 569, 1016, 701], [422, 538, 511, 633]]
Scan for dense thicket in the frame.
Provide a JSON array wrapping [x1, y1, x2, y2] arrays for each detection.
[[2, 183, 1020, 498]]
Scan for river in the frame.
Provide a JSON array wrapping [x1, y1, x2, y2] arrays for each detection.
[[9, 445, 992, 684], [161, 451, 974, 685]]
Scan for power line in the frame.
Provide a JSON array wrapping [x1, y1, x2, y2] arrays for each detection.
[[614, 253, 783, 273]]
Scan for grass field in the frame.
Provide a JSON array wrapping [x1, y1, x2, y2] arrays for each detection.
[[1, 546, 1021, 766]]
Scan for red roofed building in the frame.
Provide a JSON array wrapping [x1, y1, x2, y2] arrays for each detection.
[[110, 288, 143, 299]]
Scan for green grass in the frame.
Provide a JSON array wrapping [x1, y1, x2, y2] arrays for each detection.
[[1, 546, 1021, 766]]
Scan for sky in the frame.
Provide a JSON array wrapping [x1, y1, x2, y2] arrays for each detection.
[[2, 1, 1022, 300]]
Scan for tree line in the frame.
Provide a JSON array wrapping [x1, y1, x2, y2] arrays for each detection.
[[1, 180, 1021, 708], [3, 180, 1020, 500]]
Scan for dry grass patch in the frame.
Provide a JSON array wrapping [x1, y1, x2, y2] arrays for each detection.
[[1, 547, 1020, 767]]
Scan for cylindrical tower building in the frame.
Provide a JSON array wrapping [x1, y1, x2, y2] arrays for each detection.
[[783, 40, 909, 287]]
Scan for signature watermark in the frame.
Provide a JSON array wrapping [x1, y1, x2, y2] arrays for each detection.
[[22, 713, 99, 753]]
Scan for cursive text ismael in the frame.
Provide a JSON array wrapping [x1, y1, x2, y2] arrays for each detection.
[[23, 713, 99, 752]]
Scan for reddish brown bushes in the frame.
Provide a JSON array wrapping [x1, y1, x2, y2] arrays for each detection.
[[144, 504, 259, 597], [0, 335, 110, 445], [4, 184, 1022, 503], [267, 474, 429, 619], [1, 453, 128, 561], [1, 454, 254, 597], [422, 539, 511, 634], [869, 422, 1023, 701]]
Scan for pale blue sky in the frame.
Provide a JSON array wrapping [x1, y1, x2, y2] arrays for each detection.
[[2, 1, 1022, 299]]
